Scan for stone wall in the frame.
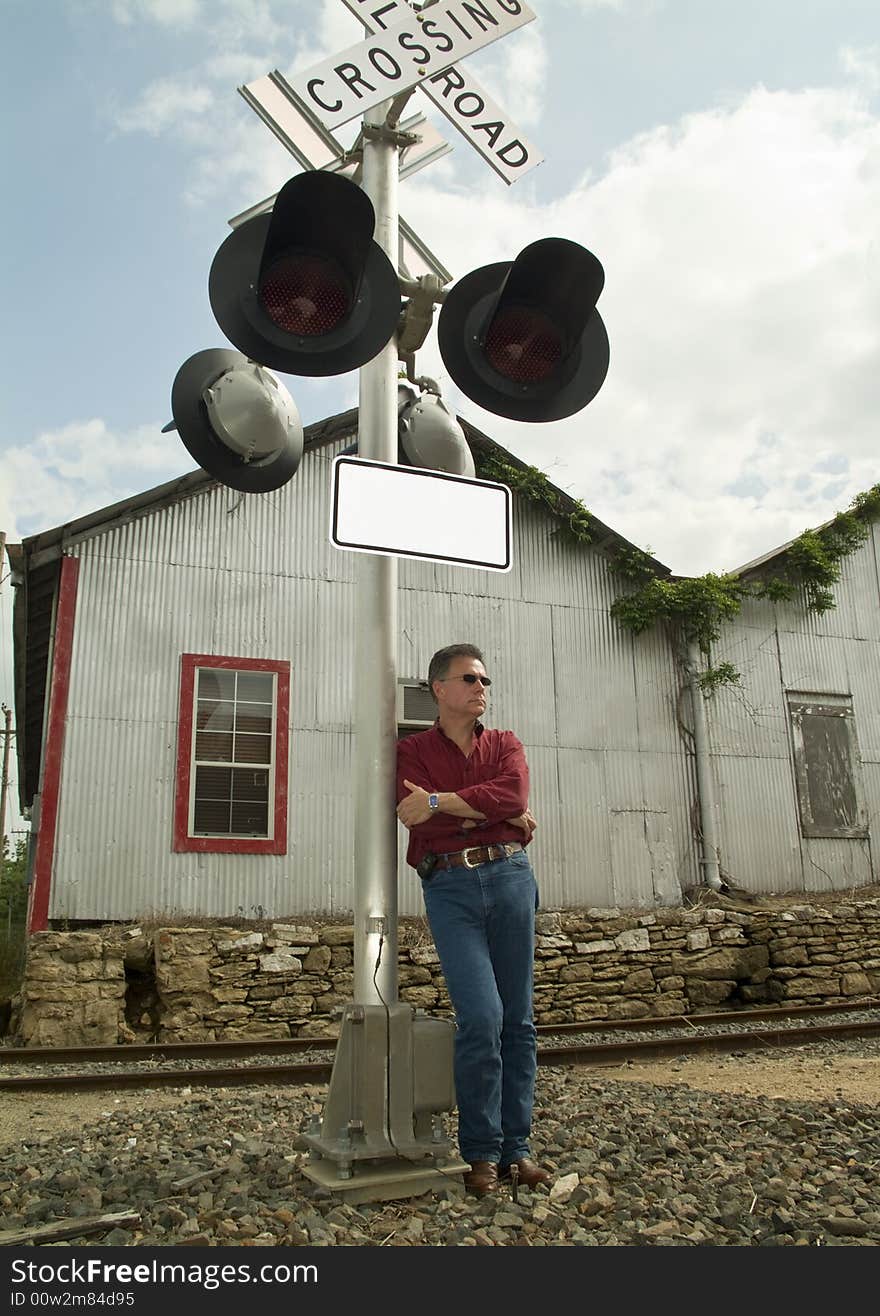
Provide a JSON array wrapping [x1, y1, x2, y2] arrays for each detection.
[[11, 931, 127, 1047], [10, 895, 880, 1046]]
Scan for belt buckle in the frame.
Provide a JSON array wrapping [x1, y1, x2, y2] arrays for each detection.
[[461, 846, 482, 869]]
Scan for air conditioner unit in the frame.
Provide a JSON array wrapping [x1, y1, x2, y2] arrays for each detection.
[[397, 680, 435, 728]]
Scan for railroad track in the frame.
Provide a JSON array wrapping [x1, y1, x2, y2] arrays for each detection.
[[1, 998, 878, 1093]]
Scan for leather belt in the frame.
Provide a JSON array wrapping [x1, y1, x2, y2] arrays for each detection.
[[434, 842, 524, 871]]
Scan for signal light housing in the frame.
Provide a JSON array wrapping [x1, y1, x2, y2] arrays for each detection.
[[398, 385, 475, 477], [437, 237, 610, 423], [209, 171, 402, 377], [165, 349, 304, 493]]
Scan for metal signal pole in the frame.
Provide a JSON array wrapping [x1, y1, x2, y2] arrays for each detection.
[[352, 100, 402, 1006], [255, 0, 554, 1194], [302, 98, 467, 1199]]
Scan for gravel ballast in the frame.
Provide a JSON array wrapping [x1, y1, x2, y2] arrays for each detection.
[[1, 1044, 879, 1248]]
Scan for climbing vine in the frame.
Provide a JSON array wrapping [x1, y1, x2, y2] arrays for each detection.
[[475, 448, 880, 694], [475, 453, 595, 546], [751, 492, 878, 613], [607, 574, 748, 657]]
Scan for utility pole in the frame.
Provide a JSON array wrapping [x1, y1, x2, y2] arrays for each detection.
[[0, 704, 12, 856], [1, 527, 13, 857]]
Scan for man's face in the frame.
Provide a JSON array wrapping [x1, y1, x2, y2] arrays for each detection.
[[433, 656, 490, 719]]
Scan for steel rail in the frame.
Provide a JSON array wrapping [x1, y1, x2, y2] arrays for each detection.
[[1, 1015, 878, 1092], [0, 1035, 338, 1065], [0, 1061, 333, 1092], [537, 1017, 880, 1067], [534, 996, 880, 1035], [3, 998, 877, 1068]]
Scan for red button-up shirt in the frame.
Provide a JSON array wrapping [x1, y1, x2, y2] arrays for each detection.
[[396, 721, 530, 869]]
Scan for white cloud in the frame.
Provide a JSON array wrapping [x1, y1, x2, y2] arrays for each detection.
[[399, 82, 880, 573], [554, 0, 628, 11], [110, 0, 202, 28], [840, 43, 880, 95], [115, 80, 214, 136], [108, 0, 363, 205], [4, 419, 189, 539], [472, 23, 549, 128], [74, 23, 880, 578]]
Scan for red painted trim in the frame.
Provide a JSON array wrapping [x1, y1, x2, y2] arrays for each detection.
[[173, 654, 290, 855], [28, 557, 80, 933]]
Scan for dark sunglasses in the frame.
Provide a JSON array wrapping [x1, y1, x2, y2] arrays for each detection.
[[442, 674, 492, 687]]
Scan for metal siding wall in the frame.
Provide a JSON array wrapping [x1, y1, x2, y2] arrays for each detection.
[[801, 837, 874, 893], [520, 745, 563, 896], [553, 745, 695, 910], [52, 718, 175, 921], [218, 444, 358, 585], [849, 651, 880, 763], [397, 589, 555, 747], [778, 628, 854, 694], [859, 763, 880, 862], [552, 604, 639, 751], [287, 729, 355, 915], [518, 501, 620, 610], [604, 750, 673, 908], [785, 545, 880, 641], [713, 754, 805, 894], [556, 748, 614, 907], [631, 630, 687, 758], [638, 750, 700, 899], [709, 627, 791, 758], [704, 533, 880, 896], [54, 553, 216, 920], [51, 443, 701, 920], [51, 444, 366, 920], [167, 486, 247, 570]]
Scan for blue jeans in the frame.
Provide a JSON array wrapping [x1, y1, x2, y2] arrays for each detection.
[[421, 848, 538, 1166]]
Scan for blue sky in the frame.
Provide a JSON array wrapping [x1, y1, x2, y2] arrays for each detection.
[[2, 0, 880, 829]]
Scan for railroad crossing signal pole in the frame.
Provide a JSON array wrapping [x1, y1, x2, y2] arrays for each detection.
[[298, 101, 472, 1203], [352, 100, 401, 1008], [291, 5, 542, 1199], [176, 0, 608, 1201]]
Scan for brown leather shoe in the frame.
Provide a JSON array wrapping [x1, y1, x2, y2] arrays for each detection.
[[498, 1158, 553, 1188], [463, 1160, 500, 1196]]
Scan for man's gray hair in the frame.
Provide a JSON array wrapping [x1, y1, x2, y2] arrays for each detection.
[[427, 644, 485, 703]]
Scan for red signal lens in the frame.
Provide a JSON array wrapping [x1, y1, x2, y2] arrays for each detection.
[[259, 252, 352, 336], [484, 307, 562, 384]]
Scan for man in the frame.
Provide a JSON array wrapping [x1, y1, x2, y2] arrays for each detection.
[[396, 643, 552, 1197]]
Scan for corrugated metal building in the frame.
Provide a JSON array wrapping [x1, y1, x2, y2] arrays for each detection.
[[707, 526, 880, 895], [7, 410, 878, 925]]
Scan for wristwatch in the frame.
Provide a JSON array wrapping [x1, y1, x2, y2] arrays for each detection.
[[427, 793, 440, 812]]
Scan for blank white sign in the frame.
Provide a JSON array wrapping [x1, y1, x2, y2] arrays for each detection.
[[330, 457, 512, 572]]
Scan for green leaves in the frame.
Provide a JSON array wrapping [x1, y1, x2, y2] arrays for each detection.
[[753, 495, 875, 614], [609, 574, 747, 649], [475, 453, 594, 544], [475, 450, 878, 695]]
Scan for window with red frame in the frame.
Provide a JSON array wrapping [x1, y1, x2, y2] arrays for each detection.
[[174, 655, 289, 854]]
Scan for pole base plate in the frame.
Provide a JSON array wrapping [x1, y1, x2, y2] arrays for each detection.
[[301, 1155, 468, 1205]]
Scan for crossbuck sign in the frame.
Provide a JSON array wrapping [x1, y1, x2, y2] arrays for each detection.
[[239, 0, 540, 567], [244, 0, 542, 186], [292, 1, 535, 126]]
